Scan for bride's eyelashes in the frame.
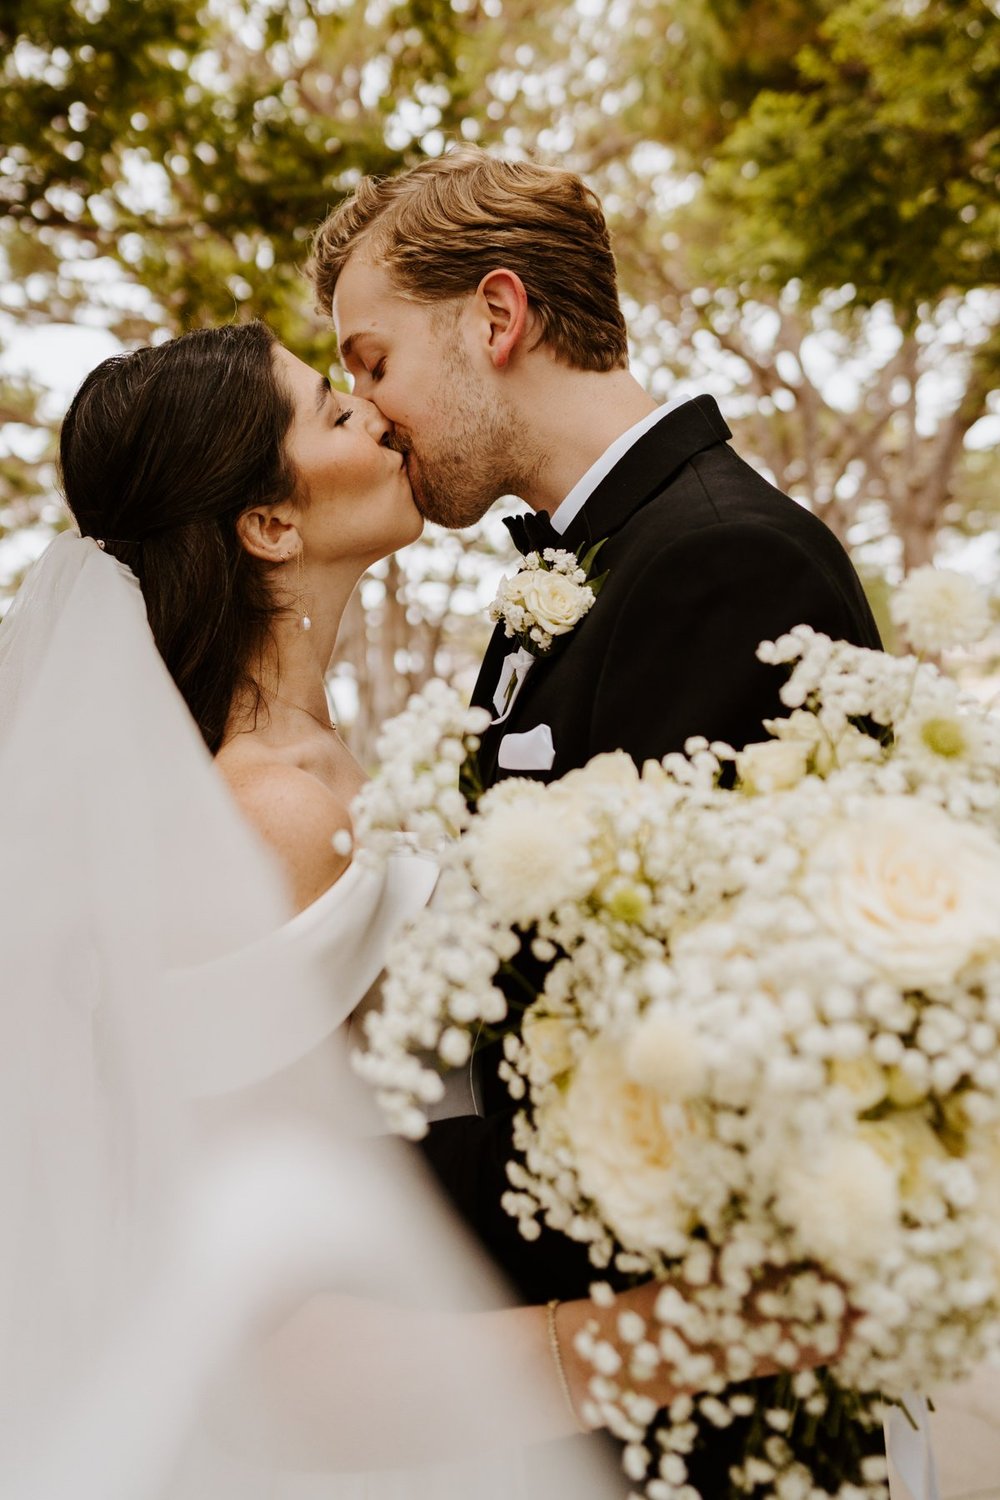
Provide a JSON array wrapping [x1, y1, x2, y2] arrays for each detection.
[[334, 407, 353, 428]]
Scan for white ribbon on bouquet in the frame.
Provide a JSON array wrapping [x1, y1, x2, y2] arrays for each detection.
[[886, 1395, 941, 1500]]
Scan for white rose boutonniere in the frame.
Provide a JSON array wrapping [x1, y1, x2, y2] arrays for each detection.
[[490, 540, 608, 662]]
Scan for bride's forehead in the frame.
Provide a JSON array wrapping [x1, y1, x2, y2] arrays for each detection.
[[272, 346, 320, 397]]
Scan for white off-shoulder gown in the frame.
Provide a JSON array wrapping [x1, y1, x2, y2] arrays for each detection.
[[161, 850, 587, 1500]]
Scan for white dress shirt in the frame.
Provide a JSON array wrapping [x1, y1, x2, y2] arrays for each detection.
[[548, 394, 692, 536]]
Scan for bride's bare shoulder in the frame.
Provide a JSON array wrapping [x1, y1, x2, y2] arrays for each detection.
[[216, 752, 354, 914]]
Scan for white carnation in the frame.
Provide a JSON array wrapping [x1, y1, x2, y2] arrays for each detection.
[[557, 750, 641, 796], [776, 1134, 900, 1275], [891, 566, 992, 654], [468, 784, 594, 925], [562, 1038, 696, 1254], [808, 797, 1000, 988]]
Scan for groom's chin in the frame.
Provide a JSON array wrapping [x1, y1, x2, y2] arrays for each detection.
[[411, 479, 496, 532]]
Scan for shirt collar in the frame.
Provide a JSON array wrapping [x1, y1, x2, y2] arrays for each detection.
[[548, 394, 692, 536]]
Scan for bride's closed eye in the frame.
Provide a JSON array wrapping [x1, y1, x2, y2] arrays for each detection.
[[334, 407, 353, 428]]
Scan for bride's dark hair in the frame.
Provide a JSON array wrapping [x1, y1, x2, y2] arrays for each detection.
[[60, 321, 296, 753]]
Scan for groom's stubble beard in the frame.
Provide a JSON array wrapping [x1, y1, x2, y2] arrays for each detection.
[[402, 343, 545, 530]]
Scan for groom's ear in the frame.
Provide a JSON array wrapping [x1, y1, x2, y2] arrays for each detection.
[[474, 269, 531, 370]]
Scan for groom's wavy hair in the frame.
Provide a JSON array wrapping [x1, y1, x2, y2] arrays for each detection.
[[59, 321, 297, 754], [308, 148, 629, 372]]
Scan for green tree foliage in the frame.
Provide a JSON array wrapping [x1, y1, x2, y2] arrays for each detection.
[[0, 0, 464, 350], [1, 0, 996, 704], [701, 0, 1000, 311]]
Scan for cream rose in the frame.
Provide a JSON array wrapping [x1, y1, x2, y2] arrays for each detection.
[[737, 737, 810, 794], [766, 710, 881, 776], [562, 1037, 696, 1254], [522, 1012, 578, 1085], [858, 1111, 948, 1209], [808, 797, 1000, 989], [829, 1055, 888, 1113], [514, 569, 593, 637], [624, 1004, 709, 1101]]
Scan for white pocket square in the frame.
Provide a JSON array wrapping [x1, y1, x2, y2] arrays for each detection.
[[497, 723, 555, 772]]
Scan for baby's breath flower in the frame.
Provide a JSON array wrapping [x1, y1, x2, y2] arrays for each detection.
[[353, 615, 1000, 1500]]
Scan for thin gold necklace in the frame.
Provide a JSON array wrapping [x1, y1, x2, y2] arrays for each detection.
[[267, 691, 338, 733]]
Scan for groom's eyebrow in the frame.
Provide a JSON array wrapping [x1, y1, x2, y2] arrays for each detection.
[[338, 334, 357, 362]]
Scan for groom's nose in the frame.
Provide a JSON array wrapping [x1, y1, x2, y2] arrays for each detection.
[[352, 394, 392, 445]]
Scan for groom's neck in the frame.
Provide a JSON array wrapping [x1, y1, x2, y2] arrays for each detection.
[[512, 366, 659, 513]]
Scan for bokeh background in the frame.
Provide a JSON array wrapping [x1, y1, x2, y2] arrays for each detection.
[[2, 0, 997, 759]]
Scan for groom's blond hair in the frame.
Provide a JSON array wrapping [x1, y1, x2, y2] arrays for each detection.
[[308, 148, 629, 373]]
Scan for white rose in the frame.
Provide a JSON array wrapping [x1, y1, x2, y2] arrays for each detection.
[[776, 1134, 900, 1276], [808, 797, 1000, 988], [468, 784, 594, 925], [624, 1004, 709, 1101], [858, 1111, 948, 1209], [515, 569, 593, 637], [562, 1038, 696, 1254], [891, 566, 993, 654], [829, 1055, 888, 1113], [736, 738, 810, 793], [766, 711, 881, 776]]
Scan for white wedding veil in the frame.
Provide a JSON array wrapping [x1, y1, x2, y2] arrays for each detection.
[[0, 533, 618, 1500]]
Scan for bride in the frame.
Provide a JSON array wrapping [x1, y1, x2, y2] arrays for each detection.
[[3, 320, 842, 1500], [1, 319, 673, 1500]]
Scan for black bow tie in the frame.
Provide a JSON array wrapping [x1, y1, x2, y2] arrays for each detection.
[[502, 509, 562, 557]]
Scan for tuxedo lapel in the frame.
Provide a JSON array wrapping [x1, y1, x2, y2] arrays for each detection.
[[562, 395, 731, 554], [470, 396, 733, 786]]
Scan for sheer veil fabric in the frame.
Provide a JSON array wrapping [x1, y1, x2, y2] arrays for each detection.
[[0, 533, 618, 1500]]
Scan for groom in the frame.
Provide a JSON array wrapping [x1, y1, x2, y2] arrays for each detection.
[[309, 148, 883, 1478]]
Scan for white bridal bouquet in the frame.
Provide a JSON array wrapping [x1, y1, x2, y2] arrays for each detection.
[[353, 568, 1000, 1500]]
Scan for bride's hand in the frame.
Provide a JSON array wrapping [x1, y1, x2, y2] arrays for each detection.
[[557, 1271, 850, 1429]]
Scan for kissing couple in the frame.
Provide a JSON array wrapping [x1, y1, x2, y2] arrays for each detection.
[[1, 147, 884, 1500]]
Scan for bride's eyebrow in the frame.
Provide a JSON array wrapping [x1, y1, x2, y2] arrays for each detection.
[[314, 374, 332, 413]]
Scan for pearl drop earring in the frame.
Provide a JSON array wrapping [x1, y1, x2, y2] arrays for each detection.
[[294, 548, 312, 630]]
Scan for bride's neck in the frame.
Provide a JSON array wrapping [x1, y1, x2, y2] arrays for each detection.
[[224, 602, 343, 746]]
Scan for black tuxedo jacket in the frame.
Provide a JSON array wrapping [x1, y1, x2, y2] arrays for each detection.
[[423, 396, 881, 1294], [419, 397, 884, 1484]]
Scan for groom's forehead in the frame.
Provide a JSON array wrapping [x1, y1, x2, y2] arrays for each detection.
[[333, 256, 412, 344]]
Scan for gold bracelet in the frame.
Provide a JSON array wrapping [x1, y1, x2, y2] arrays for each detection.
[[546, 1299, 589, 1434]]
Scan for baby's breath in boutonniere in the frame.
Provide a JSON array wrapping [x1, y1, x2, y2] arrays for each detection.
[[490, 540, 608, 659]]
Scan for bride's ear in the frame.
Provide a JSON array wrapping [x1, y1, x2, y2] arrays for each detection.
[[236, 506, 301, 565]]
